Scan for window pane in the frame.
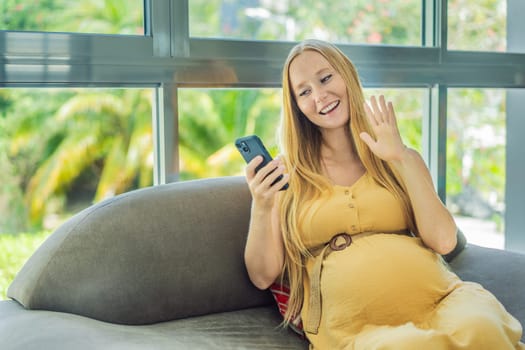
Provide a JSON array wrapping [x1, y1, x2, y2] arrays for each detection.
[[0, 1, 144, 35], [447, 89, 505, 249], [448, 0, 506, 52], [189, 0, 421, 45], [177, 88, 423, 181], [0, 88, 154, 234], [177, 88, 282, 180]]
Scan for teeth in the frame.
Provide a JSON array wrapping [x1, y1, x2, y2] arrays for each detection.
[[320, 101, 339, 114]]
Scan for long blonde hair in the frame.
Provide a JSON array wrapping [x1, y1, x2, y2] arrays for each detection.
[[278, 39, 417, 324]]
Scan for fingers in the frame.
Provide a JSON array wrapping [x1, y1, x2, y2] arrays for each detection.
[[371, 95, 384, 123], [363, 97, 376, 126], [246, 156, 288, 194], [359, 132, 375, 149], [364, 95, 396, 126], [364, 95, 383, 126], [386, 100, 397, 126], [245, 155, 264, 180], [259, 164, 287, 190]]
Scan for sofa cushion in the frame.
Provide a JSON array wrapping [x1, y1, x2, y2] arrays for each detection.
[[7, 176, 272, 325], [0, 300, 308, 350]]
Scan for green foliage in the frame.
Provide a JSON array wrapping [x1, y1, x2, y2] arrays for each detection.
[[447, 89, 506, 209], [178, 88, 282, 179], [189, 0, 420, 45], [0, 89, 71, 233], [448, 0, 507, 51], [0, 0, 63, 31], [2, 88, 153, 230], [56, 0, 144, 35], [0, 231, 51, 300], [0, 0, 143, 34], [0, 128, 28, 233]]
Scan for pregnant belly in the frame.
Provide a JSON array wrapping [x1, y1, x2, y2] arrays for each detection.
[[317, 234, 457, 327]]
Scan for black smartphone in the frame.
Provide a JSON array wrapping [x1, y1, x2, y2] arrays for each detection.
[[235, 135, 288, 190]]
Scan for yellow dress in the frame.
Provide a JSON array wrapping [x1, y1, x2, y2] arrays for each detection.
[[299, 173, 524, 350]]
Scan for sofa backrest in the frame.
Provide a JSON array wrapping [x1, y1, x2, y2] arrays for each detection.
[[8, 176, 272, 325]]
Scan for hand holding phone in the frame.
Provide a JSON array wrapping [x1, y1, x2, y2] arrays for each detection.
[[235, 135, 289, 191]]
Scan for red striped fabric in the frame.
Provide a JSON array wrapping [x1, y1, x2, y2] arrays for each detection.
[[269, 283, 304, 336]]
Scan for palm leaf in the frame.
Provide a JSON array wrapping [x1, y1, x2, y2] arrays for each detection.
[[25, 132, 103, 225]]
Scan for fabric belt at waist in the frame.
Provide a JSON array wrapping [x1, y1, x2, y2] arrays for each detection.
[[304, 230, 411, 335]]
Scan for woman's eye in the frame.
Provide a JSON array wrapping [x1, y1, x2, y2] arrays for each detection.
[[321, 74, 332, 83], [299, 89, 311, 97]]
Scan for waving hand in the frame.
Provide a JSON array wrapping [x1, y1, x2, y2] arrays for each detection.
[[360, 95, 408, 162]]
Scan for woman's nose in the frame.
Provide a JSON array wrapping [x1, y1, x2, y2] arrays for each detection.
[[314, 88, 328, 103]]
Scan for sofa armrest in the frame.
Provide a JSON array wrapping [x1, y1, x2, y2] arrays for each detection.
[[449, 244, 525, 329], [8, 176, 272, 325], [442, 228, 467, 263]]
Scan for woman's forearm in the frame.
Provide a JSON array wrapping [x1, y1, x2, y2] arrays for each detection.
[[390, 148, 457, 254], [244, 200, 285, 289]]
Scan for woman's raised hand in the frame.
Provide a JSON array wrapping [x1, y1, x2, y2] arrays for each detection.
[[360, 95, 408, 163]]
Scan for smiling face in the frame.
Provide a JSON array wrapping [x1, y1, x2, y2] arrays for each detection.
[[288, 50, 349, 132]]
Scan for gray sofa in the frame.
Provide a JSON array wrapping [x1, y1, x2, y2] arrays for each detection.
[[0, 176, 524, 349]]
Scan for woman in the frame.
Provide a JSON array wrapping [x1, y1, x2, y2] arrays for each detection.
[[243, 39, 524, 349]]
